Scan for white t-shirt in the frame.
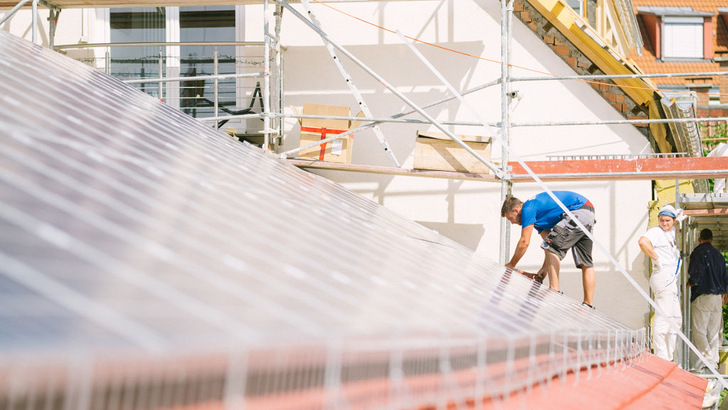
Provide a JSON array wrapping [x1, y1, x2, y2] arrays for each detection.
[[641, 226, 680, 271]]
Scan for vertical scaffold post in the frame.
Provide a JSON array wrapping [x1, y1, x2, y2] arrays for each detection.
[[31, 0, 38, 44], [263, 0, 272, 150], [499, 0, 514, 265], [274, 4, 285, 147], [214, 47, 219, 129], [158, 48, 164, 103], [49, 7, 60, 49]]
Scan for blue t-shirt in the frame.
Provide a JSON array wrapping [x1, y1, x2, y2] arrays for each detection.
[[521, 191, 589, 233]]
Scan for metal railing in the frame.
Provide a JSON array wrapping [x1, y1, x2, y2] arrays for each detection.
[[54, 40, 281, 138]]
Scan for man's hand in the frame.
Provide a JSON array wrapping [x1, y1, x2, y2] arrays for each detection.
[[505, 262, 515, 269]]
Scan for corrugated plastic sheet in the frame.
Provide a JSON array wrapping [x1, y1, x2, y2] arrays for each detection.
[[0, 29, 647, 408]]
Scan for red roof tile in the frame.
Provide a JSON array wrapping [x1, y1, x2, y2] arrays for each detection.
[[633, 0, 728, 12], [480, 353, 706, 410]]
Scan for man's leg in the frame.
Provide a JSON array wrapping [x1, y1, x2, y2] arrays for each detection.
[[543, 249, 561, 291], [706, 294, 723, 367], [692, 295, 711, 370], [581, 266, 596, 306], [654, 292, 680, 362], [653, 312, 670, 360]]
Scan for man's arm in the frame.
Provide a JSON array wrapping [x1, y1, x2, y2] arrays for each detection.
[[687, 251, 701, 287], [638, 236, 658, 260], [505, 224, 534, 269]]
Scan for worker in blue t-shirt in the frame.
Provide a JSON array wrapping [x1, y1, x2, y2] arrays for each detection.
[[501, 191, 597, 308]]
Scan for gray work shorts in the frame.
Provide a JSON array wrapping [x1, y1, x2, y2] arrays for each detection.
[[540, 207, 595, 268]]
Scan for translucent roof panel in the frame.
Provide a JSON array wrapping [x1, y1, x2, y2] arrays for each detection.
[[0, 29, 647, 408]]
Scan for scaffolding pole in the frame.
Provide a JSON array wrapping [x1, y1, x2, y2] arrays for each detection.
[[48, 5, 58, 49], [54, 41, 265, 49], [123, 72, 265, 85], [274, 3, 284, 146], [219, 112, 728, 129], [0, 0, 32, 26], [512, 71, 728, 82], [263, 0, 272, 149], [31, 0, 37, 44], [499, 0, 514, 265]]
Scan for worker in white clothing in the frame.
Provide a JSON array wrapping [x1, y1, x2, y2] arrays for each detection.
[[638, 204, 683, 361]]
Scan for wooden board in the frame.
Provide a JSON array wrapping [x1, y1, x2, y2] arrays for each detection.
[[414, 130, 492, 173]]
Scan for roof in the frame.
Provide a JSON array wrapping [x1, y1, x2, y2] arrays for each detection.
[[637, 6, 715, 17], [633, 0, 728, 12], [491, 353, 706, 409]]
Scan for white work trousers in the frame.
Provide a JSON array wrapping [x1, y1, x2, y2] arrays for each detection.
[[650, 267, 682, 361], [691, 294, 724, 370]]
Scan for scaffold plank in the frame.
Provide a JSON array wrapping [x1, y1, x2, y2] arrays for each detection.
[[509, 156, 728, 181], [289, 156, 728, 183]]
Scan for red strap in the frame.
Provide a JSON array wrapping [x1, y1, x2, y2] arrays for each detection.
[[318, 128, 327, 161], [300, 126, 349, 161], [300, 126, 348, 135]]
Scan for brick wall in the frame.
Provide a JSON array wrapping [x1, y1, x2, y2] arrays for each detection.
[[718, 57, 728, 105], [511, 0, 650, 131]]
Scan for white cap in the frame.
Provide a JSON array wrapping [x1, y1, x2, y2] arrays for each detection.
[[658, 204, 685, 222]]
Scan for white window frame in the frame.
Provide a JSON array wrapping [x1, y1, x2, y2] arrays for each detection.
[[99, 6, 244, 110], [662, 16, 704, 59], [566, 0, 582, 18]]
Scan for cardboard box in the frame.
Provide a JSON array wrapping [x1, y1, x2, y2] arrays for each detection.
[[298, 103, 354, 164], [414, 130, 493, 173]]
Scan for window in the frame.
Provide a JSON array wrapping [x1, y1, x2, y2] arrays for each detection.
[[110, 8, 166, 98], [108, 6, 236, 117], [662, 17, 703, 59], [566, 0, 582, 17], [180, 6, 236, 118], [708, 87, 720, 106]]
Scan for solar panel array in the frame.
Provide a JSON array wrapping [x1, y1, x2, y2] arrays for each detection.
[[0, 30, 646, 409]]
